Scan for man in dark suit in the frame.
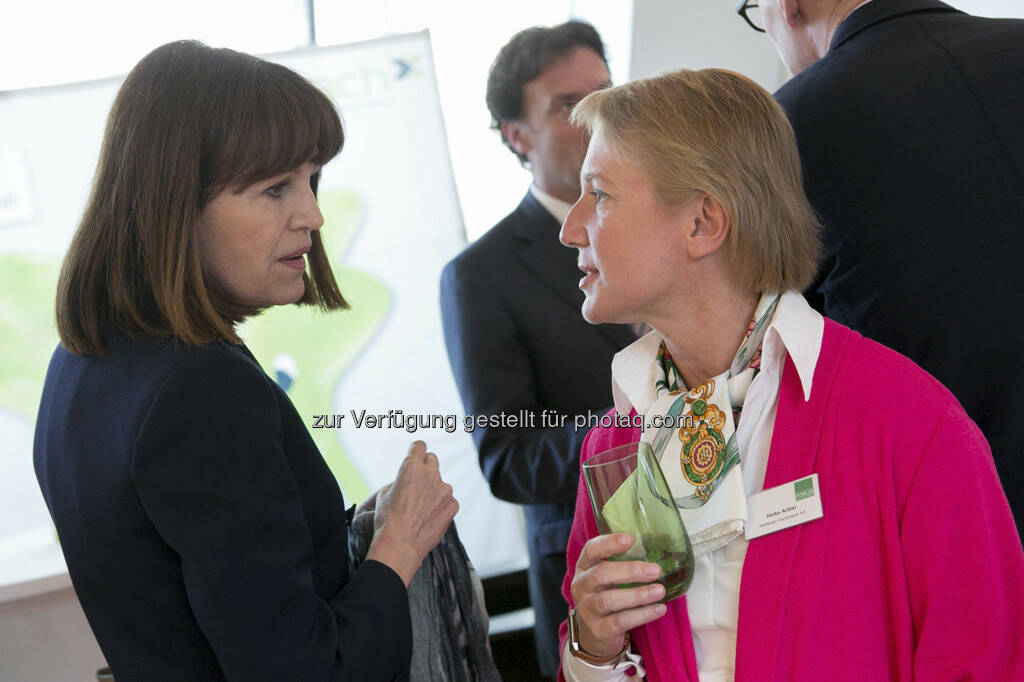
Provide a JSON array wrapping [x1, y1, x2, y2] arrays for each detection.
[[440, 21, 634, 678], [752, 0, 1024, 533]]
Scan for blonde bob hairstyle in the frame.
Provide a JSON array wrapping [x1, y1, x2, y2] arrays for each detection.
[[57, 40, 347, 356], [570, 68, 821, 294]]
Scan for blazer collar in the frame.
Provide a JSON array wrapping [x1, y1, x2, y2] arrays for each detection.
[[530, 183, 573, 224], [512, 191, 634, 350], [830, 0, 962, 52], [511, 190, 561, 243], [511, 191, 579, 312]]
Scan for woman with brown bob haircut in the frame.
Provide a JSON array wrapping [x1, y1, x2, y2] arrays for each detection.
[[35, 40, 457, 681], [556, 69, 1023, 681]]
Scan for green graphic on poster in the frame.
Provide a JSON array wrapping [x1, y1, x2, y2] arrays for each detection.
[[0, 255, 60, 419], [0, 187, 384, 503], [241, 187, 387, 500]]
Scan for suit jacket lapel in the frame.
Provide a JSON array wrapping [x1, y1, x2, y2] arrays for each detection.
[[513, 192, 634, 350], [513, 192, 580, 310], [734, 321, 849, 681]]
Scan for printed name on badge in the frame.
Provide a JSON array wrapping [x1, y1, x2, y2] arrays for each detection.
[[745, 473, 823, 540]]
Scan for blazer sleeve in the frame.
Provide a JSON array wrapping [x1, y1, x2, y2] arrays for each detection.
[[131, 350, 411, 681], [440, 257, 588, 504], [898, 401, 1024, 679]]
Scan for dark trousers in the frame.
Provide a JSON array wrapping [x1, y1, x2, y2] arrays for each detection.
[[528, 549, 567, 678]]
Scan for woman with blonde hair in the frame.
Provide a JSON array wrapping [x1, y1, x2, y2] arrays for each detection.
[[35, 41, 458, 680], [557, 68, 1024, 681]]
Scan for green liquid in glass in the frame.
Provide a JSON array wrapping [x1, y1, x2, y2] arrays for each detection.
[[609, 532, 694, 602]]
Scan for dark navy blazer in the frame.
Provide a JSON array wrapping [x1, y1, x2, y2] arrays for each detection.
[[34, 332, 411, 681], [775, 0, 1024, 532], [440, 192, 634, 675]]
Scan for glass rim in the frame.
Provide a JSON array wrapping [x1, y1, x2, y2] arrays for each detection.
[[582, 441, 654, 469]]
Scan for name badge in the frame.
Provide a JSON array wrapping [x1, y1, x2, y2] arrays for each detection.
[[745, 473, 823, 540]]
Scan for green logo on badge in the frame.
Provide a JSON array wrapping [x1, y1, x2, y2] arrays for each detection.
[[794, 477, 814, 501]]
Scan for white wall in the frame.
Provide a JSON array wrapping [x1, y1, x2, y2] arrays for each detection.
[[630, 0, 787, 89], [947, 0, 1024, 18], [629, 0, 1024, 92]]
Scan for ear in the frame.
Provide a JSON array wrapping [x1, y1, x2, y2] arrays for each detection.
[[499, 120, 533, 158], [684, 193, 730, 260], [778, 0, 804, 28]]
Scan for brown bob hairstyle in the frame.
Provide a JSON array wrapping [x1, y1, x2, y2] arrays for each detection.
[[57, 40, 347, 356]]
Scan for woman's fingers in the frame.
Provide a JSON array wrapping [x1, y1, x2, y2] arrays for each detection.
[[569, 533, 669, 656], [355, 484, 391, 515], [423, 480, 458, 531], [381, 442, 458, 545], [405, 441, 440, 468], [571, 558, 663, 621], [570, 577, 667, 657], [575, 534, 661, 588], [585, 601, 667, 642], [367, 442, 459, 585], [584, 555, 662, 587], [577, 533, 635, 571], [583, 580, 665, 618]]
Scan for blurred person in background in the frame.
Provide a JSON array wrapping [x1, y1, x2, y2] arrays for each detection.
[[743, 0, 1024, 533], [440, 20, 635, 678]]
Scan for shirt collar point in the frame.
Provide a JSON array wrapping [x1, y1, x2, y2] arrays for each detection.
[[529, 184, 573, 224], [758, 292, 821, 402]]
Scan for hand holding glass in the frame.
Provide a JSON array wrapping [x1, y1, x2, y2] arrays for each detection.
[[582, 442, 694, 601]]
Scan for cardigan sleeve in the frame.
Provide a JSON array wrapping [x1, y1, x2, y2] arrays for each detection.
[[898, 401, 1024, 679], [558, 414, 647, 682], [131, 349, 411, 681]]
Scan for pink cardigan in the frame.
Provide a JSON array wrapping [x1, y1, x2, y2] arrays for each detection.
[[560, 320, 1024, 681]]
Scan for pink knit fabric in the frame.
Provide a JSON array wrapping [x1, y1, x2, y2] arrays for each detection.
[[559, 320, 1024, 681]]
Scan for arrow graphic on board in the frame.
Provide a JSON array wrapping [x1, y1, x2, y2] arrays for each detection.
[[393, 57, 422, 80]]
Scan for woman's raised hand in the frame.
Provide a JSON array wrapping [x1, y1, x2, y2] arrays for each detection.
[[570, 533, 667, 658], [365, 441, 459, 586]]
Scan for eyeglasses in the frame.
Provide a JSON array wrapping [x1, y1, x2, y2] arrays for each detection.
[[736, 0, 766, 33]]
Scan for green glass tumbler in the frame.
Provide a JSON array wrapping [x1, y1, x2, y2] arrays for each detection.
[[582, 441, 694, 601]]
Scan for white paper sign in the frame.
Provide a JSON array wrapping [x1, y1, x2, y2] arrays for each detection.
[[0, 151, 34, 227]]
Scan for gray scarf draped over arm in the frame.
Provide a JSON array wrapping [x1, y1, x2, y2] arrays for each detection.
[[348, 511, 501, 682]]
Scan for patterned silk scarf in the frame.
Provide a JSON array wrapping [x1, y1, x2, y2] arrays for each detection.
[[641, 294, 780, 556]]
